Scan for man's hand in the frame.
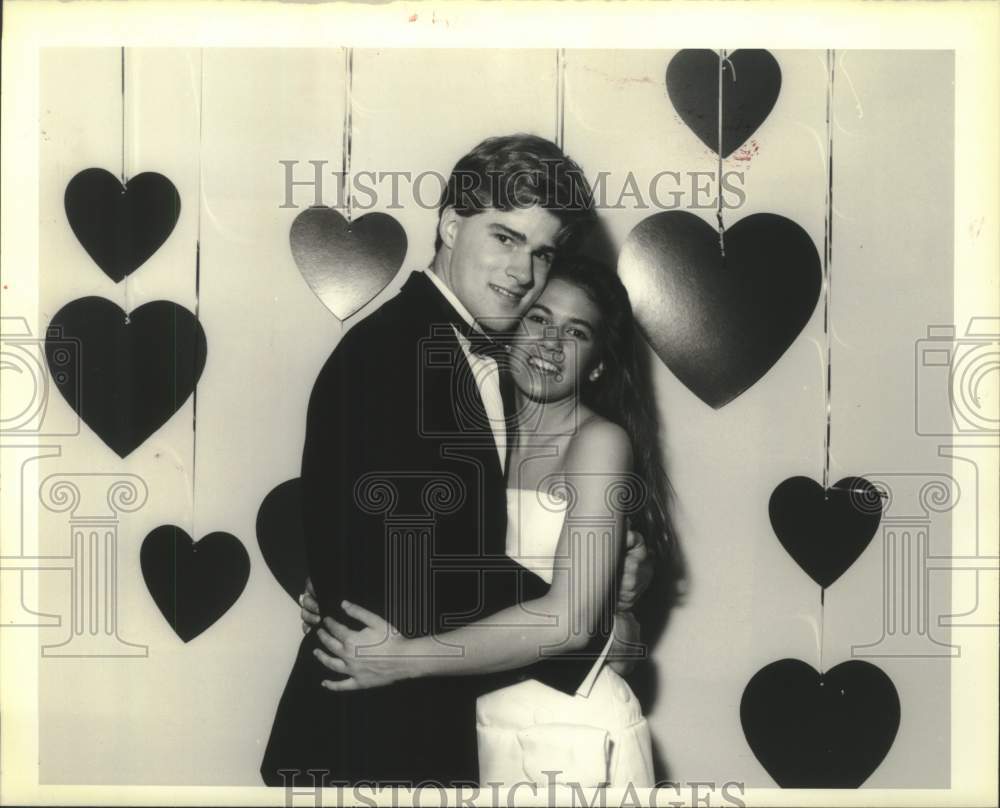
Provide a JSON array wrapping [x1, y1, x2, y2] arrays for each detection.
[[606, 529, 657, 675], [616, 527, 654, 612], [299, 576, 321, 633], [606, 609, 643, 677]]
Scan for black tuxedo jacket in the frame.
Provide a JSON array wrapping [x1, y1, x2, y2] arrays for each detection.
[[261, 271, 608, 787]]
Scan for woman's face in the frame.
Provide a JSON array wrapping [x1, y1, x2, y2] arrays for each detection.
[[510, 277, 603, 402]]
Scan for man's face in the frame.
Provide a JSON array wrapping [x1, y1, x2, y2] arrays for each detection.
[[437, 205, 562, 333]]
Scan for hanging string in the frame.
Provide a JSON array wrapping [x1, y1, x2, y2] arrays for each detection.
[[191, 50, 205, 530], [555, 48, 566, 151], [121, 47, 131, 323], [822, 49, 835, 499], [341, 48, 354, 224], [818, 48, 837, 673], [819, 591, 825, 672], [120, 48, 127, 187], [716, 50, 729, 258]]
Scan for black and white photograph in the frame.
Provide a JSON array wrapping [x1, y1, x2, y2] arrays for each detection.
[[1, 2, 997, 806]]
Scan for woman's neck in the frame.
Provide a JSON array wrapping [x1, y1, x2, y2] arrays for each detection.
[[515, 389, 584, 440]]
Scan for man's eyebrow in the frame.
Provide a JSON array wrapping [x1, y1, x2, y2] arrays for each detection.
[[490, 224, 527, 243], [490, 223, 556, 254]]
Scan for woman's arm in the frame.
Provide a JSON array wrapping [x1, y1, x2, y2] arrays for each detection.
[[314, 420, 634, 690]]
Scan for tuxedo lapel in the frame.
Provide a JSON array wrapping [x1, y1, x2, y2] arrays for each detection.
[[401, 272, 505, 478], [497, 358, 518, 473]]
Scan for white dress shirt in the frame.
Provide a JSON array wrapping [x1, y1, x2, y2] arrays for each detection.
[[423, 269, 508, 473]]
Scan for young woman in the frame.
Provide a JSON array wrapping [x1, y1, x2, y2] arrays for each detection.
[[310, 256, 673, 788]]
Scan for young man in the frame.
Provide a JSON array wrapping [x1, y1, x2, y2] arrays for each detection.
[[260, 134, 652, 788]]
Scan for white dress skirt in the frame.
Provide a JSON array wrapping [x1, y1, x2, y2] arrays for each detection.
[[475, 489, 655, 789]]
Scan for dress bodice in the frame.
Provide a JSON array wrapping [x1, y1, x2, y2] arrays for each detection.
[[504, 488, 570, 585]]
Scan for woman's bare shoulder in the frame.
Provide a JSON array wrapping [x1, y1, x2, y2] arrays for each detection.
[[566, 413, 632, 469]]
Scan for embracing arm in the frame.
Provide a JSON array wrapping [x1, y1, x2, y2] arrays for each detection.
[[302, 524, 653, 663], [315, 421, 634, 688]]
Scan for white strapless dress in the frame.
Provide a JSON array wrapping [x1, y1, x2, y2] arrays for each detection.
[[475, 488, 655, 788]]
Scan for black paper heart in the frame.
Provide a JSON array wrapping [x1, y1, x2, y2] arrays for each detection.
[[65, 168, 181, 282], [666, 49, 782, 158], [741, 659, 900, 788], [619, 211, 821, 408], [256, 477, 307, 601], [769, 476, 883, 589], [141, 525, 250, 642], [44, 297, 207, 458], [290, 207, 407, 320]]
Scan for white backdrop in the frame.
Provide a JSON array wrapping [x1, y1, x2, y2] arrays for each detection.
[[33, 48, 954, 787]]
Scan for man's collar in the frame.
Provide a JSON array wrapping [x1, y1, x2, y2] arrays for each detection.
[[421, 268, 486, 336]]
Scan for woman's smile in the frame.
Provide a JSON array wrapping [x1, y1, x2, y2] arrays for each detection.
[[526, 353, 561, 377]]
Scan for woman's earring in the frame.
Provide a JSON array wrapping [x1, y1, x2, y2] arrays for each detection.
[[589, 363, 604, 382]]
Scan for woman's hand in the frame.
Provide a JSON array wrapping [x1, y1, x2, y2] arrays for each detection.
[[313, 600, 415, 691]]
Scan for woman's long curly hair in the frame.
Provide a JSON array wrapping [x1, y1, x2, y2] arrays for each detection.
[[546, 253, 677, 560]]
